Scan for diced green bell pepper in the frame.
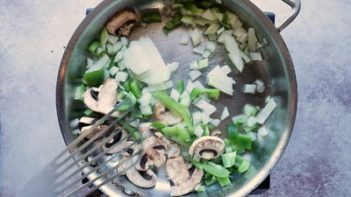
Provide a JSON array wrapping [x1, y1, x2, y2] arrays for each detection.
[[235, 155, 250, 174], [151, 121, 167, 130], [217, 177, 231, 187], [116, 93, 136, 112], [154, 91, 193, 130], [88, 41, 100, 55], [83, 69, 105, 87], [221, 152, 236, 168], [163, 13, 183, 34], [190, 88, 220, 100], [162, 124, 191, 144], [120, 121, 142, 142], [202, 162, 230, 178], [176, 80, 185, 93], [227, 123, 252, 151], [141, 9, 162, 23], [130, 80, 142, 99]]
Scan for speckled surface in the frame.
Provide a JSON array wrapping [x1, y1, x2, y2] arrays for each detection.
[[1, 0, 350, 196]]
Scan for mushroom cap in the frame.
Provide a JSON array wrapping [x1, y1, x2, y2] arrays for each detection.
[[142, 135, 170, 167], [166, 156, 190, 185], [126, 168, 157, 189], [154, 102, 182, 126], [84, 79, 119, 115], [79, 117, 96, 125], [135, 153, 154, 171], [171, 167, 204, 196], [106, 10, 139, 36], [81, 125, 107, 139], [103, 129, 132, 154], [166, 156, 204, 196], [116, 144, 141, 175], [188, 136, 225, 160]]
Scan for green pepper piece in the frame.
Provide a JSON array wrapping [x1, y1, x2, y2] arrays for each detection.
[[161, 124, 191, 143], [141, 9, 162, 23], [116, 94, 136, 112], [120, 121, 142, 142], [154, 91, 193, 131], [217, 177, 231, 187], [195, 185, 206, 192], [130, 80, 142, 99], [190, 88, 220, 100], [151, 121, 167, 130], [204, 173, 217, 186], [83, 69, 105, 87], [234, 155, 250, 174], [122, 80, 131, 92], [163, 13, 183, 34], [88, 41, 100, 55], [183, 2, 204, 15], [202, 162, 230, 178], [221, 152, 236, 168], [227, 123, 252, 151], [176, 80, 185, 93]]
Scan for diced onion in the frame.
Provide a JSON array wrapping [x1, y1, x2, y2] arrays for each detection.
[[220, 107, 230, 120], [258, 126, 269, 140], [186, 81, 194, 93], [115, 71, 128, 82], [144, 81, 173, 92], [109, 66, 119, 76], [180, 33, 189, 45], [167, 62, 180, 73], [139, 91, 152, 106], [192, 111, 203, 125], [254, 79, 265, 93], [256, 98, 277, 124], [140, 105, 153, 115], [189, 70, 202, 81], [170, 89, 181, 101], [250, 52, 263, 61], [194, 125, 204, 137], [243, 84, 257, 94], [191, 28, 202, 46], [210, 119, 221, 127], [180, 91, 191, 107], [194, 99, 216, 115]]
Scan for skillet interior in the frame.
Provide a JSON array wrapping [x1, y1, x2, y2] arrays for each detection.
[[56, 0, 297, 196]]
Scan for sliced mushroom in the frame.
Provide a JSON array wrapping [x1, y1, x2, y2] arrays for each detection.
[[103, 129, 130, 154], [166, 156, 190, 185], [142, 135, 170, 167], [117, 144, 141, 175], [171, 167, 203, 196], [81, 125, 107, 139], [138, 123, 154, 138], [135, 153, 154, 171], [188, 136, 225, 160], [126, 168, 157, 188], [166, 156, 204, 196], [79, 117, 96, 126], [166, 141, 181, 159], [106, 10, 139, 37], [154, 102, 182, 126], [84, 79, 119, 115]]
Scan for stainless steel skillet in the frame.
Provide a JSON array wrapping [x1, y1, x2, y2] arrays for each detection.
[[56, 0, 300, 196]]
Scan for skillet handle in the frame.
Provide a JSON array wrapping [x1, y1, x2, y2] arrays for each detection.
[[277, 0, 301, 32]]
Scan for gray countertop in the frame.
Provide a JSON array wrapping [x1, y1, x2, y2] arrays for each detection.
[[1, 0, 350, 196]]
